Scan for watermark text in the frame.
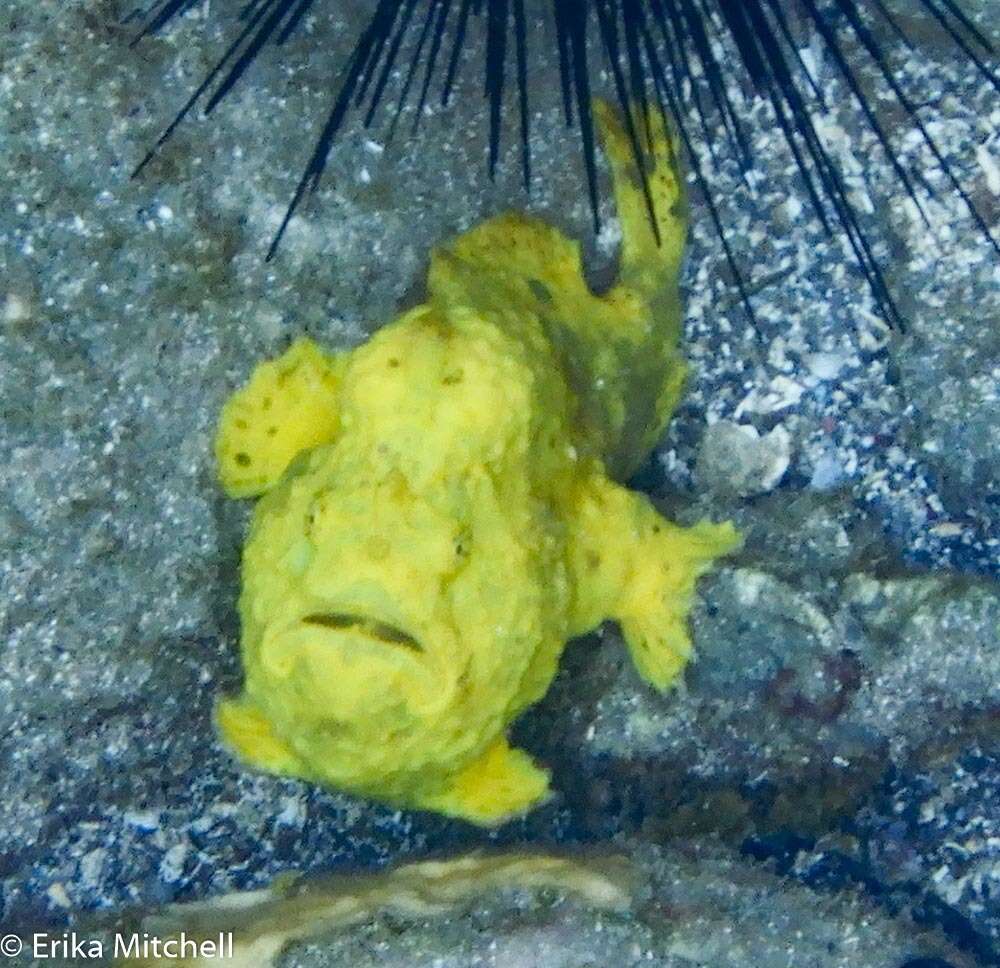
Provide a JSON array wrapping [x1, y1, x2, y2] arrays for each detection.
[[1, 930, 234, 960]]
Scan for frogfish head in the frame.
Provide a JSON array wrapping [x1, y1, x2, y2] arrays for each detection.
[[240, 442, 560, 793]]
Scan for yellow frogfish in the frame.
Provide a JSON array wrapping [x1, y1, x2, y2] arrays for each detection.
[[213, 102, 737, 825]]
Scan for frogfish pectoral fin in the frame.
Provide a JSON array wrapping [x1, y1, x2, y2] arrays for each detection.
[[215, 696, 309, 778], [568, 472, 740, 690], [215, 337, 344, 498], [417, 737, 551, 826]]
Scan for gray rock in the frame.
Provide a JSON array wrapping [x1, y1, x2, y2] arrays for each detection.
[[50, 844, 971, 968], [276, 841, 973, 968], [528, 554, 1000, 842], [532, 564, 875, 838], [841, 574, 1000, 759], [695, 421, 791, 497], [676, 490, 884, 586], [894, 302, 1000, 522]]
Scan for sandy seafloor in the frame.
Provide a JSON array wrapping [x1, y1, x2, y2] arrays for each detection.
[[1, 0, 999, 965]]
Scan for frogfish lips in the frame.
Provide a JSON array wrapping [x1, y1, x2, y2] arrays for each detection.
[[299, 612, 423, 653], [257, 609, 441, 721]]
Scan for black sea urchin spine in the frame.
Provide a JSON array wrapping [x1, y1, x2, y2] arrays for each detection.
[[132, 0, 998, 328]]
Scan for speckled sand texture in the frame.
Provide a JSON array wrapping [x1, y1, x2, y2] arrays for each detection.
[[1, 0, 998, 963]]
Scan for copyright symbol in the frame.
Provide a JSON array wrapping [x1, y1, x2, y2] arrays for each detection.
[[0, 935, 21, 957]]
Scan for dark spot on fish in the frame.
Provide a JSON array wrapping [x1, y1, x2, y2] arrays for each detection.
[[388, 358, 400, 368], [528, 278, 553, 304], [442, 369, 463, 386], [318, 720, 350, 741], [235, 453, 251, 466]]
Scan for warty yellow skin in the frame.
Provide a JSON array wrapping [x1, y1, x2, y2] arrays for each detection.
[[213, 102, 738, 825]]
